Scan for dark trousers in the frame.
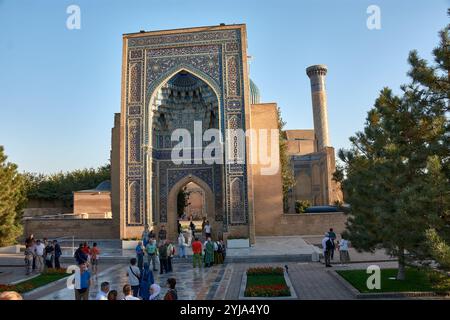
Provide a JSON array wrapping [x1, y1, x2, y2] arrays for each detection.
[[45, 259, 53, 269], [167, 256, 173, 272], [54, 256, 61, 269], [131, 285, 140, 297], [325, 250, 332, 266], [32, 256, 36, 270], [159, 258, 168, 274], [137, 254, 144, 271]]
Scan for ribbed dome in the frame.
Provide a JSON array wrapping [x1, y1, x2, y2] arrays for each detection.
[[249, 78, 260, 104], [167, 71, 201, 90]]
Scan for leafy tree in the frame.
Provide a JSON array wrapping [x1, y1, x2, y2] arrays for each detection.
[[23, 164, 111, 207], [276, 107, 295, 212], [0, 146, 27, 246], [336, 16, 449, 280]]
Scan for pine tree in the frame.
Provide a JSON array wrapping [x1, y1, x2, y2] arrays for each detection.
[[0, 146, 27, 246], [336, 15, 449, 280]]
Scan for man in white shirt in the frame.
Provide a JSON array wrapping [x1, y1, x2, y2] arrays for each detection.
[[95, 281, 110, 300], [204, 221, 212, 238], [126, 258, 141, 297], [34, 240, 45, 272], [122, 284, 140, 300]]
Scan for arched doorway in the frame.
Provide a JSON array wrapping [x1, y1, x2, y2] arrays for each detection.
[[148, 69, 223, 241], [167, 175, 216, 241]]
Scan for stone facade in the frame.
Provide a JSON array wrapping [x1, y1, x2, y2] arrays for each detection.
[[22, 24, 346, 241]]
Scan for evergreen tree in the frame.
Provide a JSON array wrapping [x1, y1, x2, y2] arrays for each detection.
[[336, 16, 449, 280], [0, 146, 27, 246], [276, 107, 295, 212]]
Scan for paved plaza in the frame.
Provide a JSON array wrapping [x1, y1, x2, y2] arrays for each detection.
[[0, 236, 407, 300]]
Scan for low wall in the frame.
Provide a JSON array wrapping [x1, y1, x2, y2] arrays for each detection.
[[23, 218, 118, 239], [275, 212, 347, 236]]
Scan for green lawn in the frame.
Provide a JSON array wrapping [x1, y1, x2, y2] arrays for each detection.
[[337, 268, 450, 293], [0, 272, 69, 294], [246, 274, 287, 287]]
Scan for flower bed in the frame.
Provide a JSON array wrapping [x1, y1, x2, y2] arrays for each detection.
[[0, 268, 68, 293], [244, 267, 290, 297], [247, 267, 284, 276]]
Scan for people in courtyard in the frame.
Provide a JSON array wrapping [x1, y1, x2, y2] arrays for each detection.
[[44, 240, 54, 269], [34, 239, 45, 272], [214, 240, 224, 264], [126, 258, 141, 297], [322, 232, 333, 267], [220, 240, 226, 262], [204, 220, 212, 239], [25, 235, 36, 271], [158, 240, 169, 274], [158, 225, 167, 243], [167, 240, 175, 272], [201, 217, 207, 239], [164, 278, 178, 300], [191, 237, 203, 268], [142, 224, 150, 247], [89, 242, 100, 276], [149, 227, 156, 241], [24, 244, 35, 275], [149, 284, 161, 300], [145, 239, 158, 271], [204, 237, 214, 267], [178, 232, 187, 258], [107, 290, 118, 300], [189, 220, 196, 239], [74, 262, 92, 300], [328, 228, 337, 259], [139, 263, 155, 300], [74, 243, 88, 265], [53, 240, 62, 269], [122, 284, 140, 300], [96, 281, 110, 300], [136, 241, 145, 271], [338, 236, 350, 265]]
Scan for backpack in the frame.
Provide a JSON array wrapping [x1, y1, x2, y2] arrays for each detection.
[[325, 239, 333, 250]]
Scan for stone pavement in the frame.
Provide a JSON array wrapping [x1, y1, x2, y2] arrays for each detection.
[[224, 261, 399, 300], [33, 261, 227, 300]]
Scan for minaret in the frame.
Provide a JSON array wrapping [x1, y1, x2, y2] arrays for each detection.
[[306, 64, 330, 151]]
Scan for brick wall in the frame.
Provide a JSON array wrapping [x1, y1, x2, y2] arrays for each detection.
[[275, 212, 347, 236], [23, 218, 118, 239]]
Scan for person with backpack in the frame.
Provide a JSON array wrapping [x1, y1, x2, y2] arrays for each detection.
[[214, 240, 224, 264], [126, 258, 141, 297], [164, 278, 178, 300], [321, 232, 333, 267], [145, 239, 158, 272], [74, 243, 88, 265], [328, 228, 337, 260]]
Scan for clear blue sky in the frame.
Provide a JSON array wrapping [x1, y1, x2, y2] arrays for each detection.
[[0, 0, 448, 174]]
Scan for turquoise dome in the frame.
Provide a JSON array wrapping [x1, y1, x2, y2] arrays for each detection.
[[249, 79, 260, 104]]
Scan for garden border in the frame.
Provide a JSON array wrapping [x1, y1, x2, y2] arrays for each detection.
[[238, 270, 298, 300], [330, 270, 450, 299]]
